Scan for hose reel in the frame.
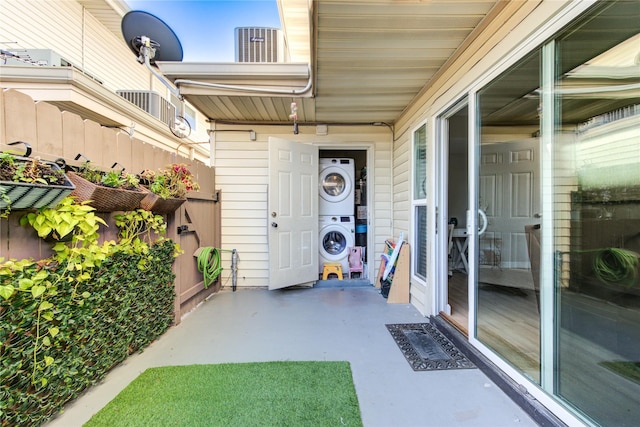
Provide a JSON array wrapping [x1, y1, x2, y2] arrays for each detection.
[[194, 247, 238, 291]]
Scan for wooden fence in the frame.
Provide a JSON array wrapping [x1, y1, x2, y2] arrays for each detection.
[[0, 89, 221, 323]]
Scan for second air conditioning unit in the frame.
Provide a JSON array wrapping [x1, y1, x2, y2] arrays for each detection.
[[235, 27, 288, 63], [116, 90, 176, 127]]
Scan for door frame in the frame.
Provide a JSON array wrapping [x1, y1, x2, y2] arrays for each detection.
[[317, 143, 374, 281], [433, 98, 469, 321]]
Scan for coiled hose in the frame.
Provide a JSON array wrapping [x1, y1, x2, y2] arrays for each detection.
[[197, 247, 223, 288], [592, 248, 639, 287], [196, 247, 238, 290]]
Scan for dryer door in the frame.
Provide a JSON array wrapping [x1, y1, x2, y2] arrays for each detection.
[[319, 223, 355, 261], [319, 166, 353, 203]]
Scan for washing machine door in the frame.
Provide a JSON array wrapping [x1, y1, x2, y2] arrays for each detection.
[[319, 223, 355, 261], [319, 166, 353, 203]]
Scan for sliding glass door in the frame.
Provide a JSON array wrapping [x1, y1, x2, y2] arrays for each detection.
[[469, 1, 639, 424], [474, 50, 542, 384], [552, 2, 640, 425]]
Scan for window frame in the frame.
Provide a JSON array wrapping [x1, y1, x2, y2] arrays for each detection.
[[411, 122, 428, 283]]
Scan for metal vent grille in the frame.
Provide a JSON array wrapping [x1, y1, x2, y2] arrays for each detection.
[[116, 90, 175, 126], [235, 27, 282, 62]]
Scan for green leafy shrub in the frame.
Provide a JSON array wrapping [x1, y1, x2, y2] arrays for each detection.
[[0, 199, 177, 426]]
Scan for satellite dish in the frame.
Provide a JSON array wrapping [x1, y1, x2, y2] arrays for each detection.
[[121, 10, 183, 63], [121, 10, 189, 139]]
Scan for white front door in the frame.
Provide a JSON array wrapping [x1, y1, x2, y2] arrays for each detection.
[[478, 138, 540, 270], [268, 137, 319, 290]]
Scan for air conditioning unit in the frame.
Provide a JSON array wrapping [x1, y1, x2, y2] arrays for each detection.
[[2, 48, 73, 67], [116, 90, 176, 126], [235, 27, 288, 63]]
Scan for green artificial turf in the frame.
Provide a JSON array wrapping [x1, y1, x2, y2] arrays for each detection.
[[84, 361, 363, 427]]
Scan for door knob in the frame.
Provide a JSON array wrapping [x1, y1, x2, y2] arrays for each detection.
[[271, 222, 278, 228]]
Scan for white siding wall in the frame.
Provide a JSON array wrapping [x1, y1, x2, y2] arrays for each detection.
[[391, 127, 426, 311], [0, 0, 209, 144], [1, 1, 83, 65], [1, 0, 146, 90], [212, 125, 392, 287]]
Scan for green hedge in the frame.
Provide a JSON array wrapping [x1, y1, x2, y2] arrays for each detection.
[[0, 240, 176, 426]]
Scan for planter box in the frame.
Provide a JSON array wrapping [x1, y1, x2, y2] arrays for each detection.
[[67, 171, 146, 212], [140, 187, 186, 214], [0, 157, 75, 210]]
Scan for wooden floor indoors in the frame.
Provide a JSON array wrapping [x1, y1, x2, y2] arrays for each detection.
[[445, 270, 640, 423], [445, 270, 541, 382]]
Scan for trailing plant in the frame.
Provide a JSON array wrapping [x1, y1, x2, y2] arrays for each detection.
[[114, 209, 182, 261], [115, 209, 166, 248], [20, 196, 106, 243], [141, 163, 200, 199], [0, 198, 178, 426], [0, 197, 114, 388]]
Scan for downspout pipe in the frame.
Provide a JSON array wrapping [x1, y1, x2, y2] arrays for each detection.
[[209, 122, 217, 168]]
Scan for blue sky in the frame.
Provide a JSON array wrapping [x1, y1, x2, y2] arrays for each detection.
[[125, 1, 281, 62]]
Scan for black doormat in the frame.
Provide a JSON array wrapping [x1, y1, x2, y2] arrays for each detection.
[[386, 323, 475, 371]]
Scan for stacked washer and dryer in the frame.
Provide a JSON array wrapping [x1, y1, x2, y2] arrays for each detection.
[[318, 158, 356, 276]]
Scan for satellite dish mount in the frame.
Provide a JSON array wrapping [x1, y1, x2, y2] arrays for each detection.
[[134, 36, 160, 65]]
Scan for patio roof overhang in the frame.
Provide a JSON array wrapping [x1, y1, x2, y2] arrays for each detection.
[[155, 61, 315, 125], [146, 0, 508, 125]]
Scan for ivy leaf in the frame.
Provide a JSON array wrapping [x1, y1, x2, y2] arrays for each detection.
[[48, 327, 59, 337], [39, 300, 53, 311], [41, 377, 48, 387], [82, 291, 91, 298], [32, 285, 47, 298], [19, 278, 34, 290], [77, 204, 95, 212], [45, 356, 54, 366], [52, 241, 68, 252], [42, 311, 54, 321], [0, 284, 15, 299], [42, 336, 51, 346], [57, 222, 74, 238], [33, 270, 49, 282], [19, 214, 32, 226], [36, 225, 53, 239]]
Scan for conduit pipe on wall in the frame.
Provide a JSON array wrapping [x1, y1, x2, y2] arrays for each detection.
[[174, 75, 313, 96], [209, 122, 216, 168]]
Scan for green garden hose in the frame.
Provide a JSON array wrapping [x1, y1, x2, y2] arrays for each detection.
[[196, 247, 238, 290], [197, 247, 223, 288], [558, 247, 639, 288], [592, 248, 639, 287]]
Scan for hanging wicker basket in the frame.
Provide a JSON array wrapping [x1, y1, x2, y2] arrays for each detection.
[[67, 171, 146, 212], [140, 187, 187, 214]]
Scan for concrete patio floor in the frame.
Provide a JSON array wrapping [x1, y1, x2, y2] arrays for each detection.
[[46, 286, 539, 427]]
